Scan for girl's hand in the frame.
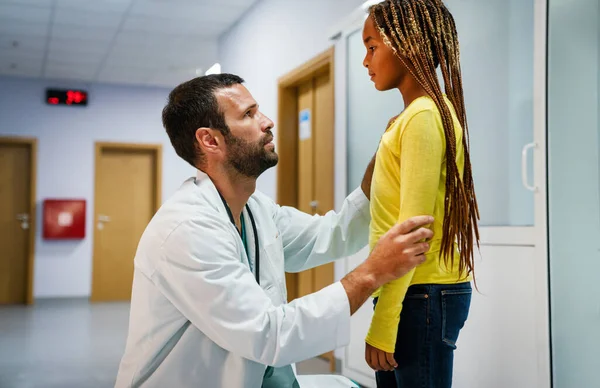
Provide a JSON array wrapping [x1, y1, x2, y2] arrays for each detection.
[[365, 342, 397, 371]]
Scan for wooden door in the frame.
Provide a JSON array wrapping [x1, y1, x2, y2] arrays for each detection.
[[312, 72, 335, 293], [296, 78, 317, 298], [91, 143, 161, 302], [292, 71, 336, 367], [0, 139, 36, 305], [277, 48, 336, 370], [290, 72, 335, 300]]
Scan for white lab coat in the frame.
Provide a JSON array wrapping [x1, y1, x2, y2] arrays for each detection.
[[115, 172, 370, 388]]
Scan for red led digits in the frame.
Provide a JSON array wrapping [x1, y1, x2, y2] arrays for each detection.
[[65, 90, 87, 105], [46, 89, 88, 106]]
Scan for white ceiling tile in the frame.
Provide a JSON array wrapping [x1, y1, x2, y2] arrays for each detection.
[[98, 74, 149, 86], [141, 0, 255, 6], [111, 35, 213, 57], [0, 0, 53, 7], [45, 64, 96, 80], [0, 35, 46, 51], [0, 68, 40, 78], [42, 63, 97, 81], [187, 21, 224, 37], [112, 31, 180, 50], [122, 15, 196, 35], [108, 38, 172, 55], [0, 48, 45, 61], [0, 19, 49, 37], [170, 38, 217, 53], [47, 50, 104, 65], [45, 62, 100, 76], [0, 57, 42, 77], [54, 8, 123, 29], [0, 3, 51, 22], [105, 44, 214, 72], [146, 69, 196, 87], [104, 53, 167, 70], [210, 0, 256, 6], [130, 1, 238, 24], [56, 0, 133, 14], [107, 49, 168, 63], [97, 65, 153, 84], [49, 37, 111, 55], [51, 24, 115, 42]]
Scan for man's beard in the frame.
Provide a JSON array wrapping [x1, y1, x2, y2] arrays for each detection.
[[223, 131, 279, 178]]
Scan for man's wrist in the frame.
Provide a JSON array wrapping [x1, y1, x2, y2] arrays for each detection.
[[341, 264, 380, 315], [353, 263, 380, 290]]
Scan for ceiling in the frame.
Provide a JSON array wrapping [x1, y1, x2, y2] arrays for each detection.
[[0, 0, 258, 88]]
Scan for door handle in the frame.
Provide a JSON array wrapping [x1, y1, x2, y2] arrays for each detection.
[[97, 214, 111, 230], [521, 142, 537, 192], [98, 215, 111, 222], [310, 201, 318, 214], [16, 213, 29, 230]]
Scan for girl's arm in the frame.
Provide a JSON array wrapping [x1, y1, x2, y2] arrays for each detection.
[[365, 110, 444, 352]]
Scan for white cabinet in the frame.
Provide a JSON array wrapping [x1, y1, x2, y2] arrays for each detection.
[[454, 245, 540, 387]]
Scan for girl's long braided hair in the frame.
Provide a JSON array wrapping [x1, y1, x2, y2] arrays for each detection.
[[370, 0, 480, 277]]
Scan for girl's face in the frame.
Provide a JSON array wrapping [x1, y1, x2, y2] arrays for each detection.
[[362, 15, 407, 91]]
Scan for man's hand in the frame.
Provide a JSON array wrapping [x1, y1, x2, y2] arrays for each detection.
[[363, 216, 433, 285], [340, 216, 434, 315], [365, 343, 396, 371], [361, 153, 376, 200]]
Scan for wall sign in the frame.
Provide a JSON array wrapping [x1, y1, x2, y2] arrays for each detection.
[[299, 109, 311, 140]]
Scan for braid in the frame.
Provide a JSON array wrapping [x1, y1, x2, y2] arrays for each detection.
[[371, 0, 480, 279]]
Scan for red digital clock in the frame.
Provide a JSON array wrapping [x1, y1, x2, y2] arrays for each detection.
[[46, 89, 88, 106]]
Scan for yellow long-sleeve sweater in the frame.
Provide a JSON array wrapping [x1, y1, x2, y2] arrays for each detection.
[[365, 95, 471, 353]]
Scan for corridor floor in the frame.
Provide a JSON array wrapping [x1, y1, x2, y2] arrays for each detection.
[[0, 299, 331, 388]]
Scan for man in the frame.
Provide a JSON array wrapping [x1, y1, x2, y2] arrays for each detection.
[[115, 74, 433, 388]]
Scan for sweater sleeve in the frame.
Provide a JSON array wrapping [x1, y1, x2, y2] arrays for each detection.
[[365, 110, 444, 352]]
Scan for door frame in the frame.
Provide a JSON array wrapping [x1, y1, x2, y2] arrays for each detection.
[[276, 46, 335, 211], [0, 136, 37, 305], [532, 0, 551, 384], [91, 142, 162, 302], [276, 47, 336, 370], [330, 13, 378, 385]]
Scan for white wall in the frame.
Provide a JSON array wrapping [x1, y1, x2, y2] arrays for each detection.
[[218, 0, 365, 199], [0, 76, 194, 298]]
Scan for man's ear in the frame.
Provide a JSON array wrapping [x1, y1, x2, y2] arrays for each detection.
[[195, 128, 223, 156]]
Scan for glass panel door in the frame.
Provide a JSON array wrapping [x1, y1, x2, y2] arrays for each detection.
[[548, 0, 600, 386]]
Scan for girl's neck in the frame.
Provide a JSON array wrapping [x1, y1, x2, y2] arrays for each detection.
[[398, 74, 429, 108]]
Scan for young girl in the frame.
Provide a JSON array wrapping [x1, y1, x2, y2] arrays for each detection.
[[362, 1, 479, 387]]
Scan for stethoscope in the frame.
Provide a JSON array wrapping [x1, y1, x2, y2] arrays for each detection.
[[217, 191, 260, 285]]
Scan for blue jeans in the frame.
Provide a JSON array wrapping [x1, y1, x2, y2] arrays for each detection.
[[373, 282, 472, 388]]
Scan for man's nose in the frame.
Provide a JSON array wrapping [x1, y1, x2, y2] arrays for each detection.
[[262, 115, 274, 133]]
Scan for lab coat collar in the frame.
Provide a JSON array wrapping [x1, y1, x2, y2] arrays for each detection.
[[194, 169, 256, 270], [194, 169, 255, 223], [194, 169, 229, 219]]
